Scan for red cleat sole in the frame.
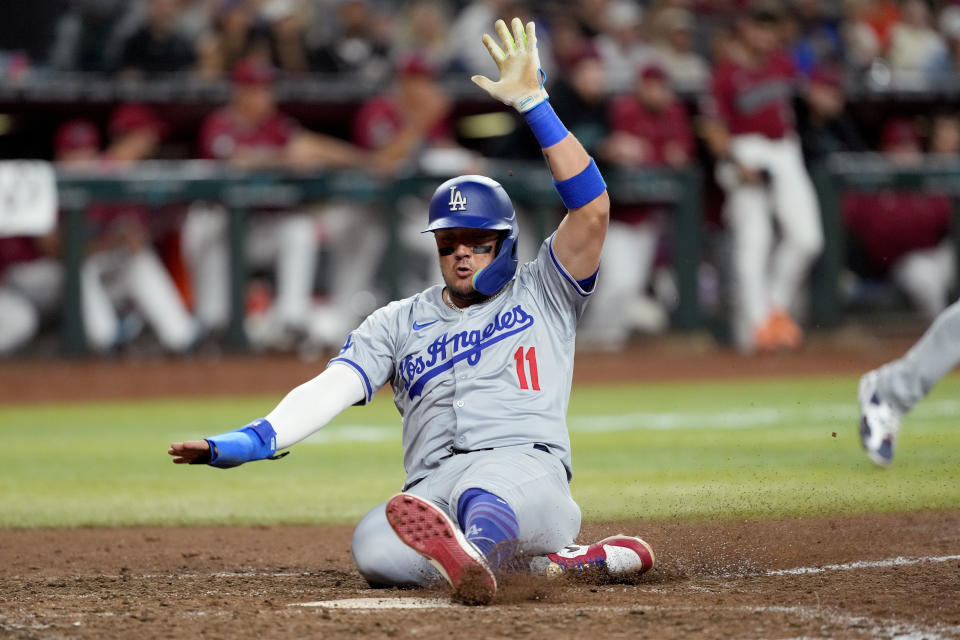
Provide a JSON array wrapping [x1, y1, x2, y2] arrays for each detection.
[[386, 493, 497, 605]]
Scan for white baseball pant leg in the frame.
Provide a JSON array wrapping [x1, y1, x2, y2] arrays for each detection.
[[351, 445, 580, 587], [272, 211, 319, 330], [0, 259, 64, 354], [320, 203, 387, 317], [891, 241, 956, 321], [581, 219, 658, 347], [124, 248, 198, 352], [722, 168, 774, 345], [182, 203, 230, 332], [0, 287, 38, 354], [765, 136, 824, 313], [81, 251, 124, 351]]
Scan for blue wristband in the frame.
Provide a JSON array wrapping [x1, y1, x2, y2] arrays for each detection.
[[553, 158, 606, 210], [205, 418, 278, 469], [523, 101, 568, 149]]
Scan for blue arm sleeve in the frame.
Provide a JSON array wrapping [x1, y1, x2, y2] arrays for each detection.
[[204, 418, 281, 469]]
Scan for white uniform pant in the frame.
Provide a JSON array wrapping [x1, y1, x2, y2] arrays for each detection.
[[891, 241, 956, 321], [302, 203, 388, 348], [351, 445, 581, 587], [723, 134, 824, 347], [81, 248, 196, 352], [182, 204, 320, 332], [580, 220, 659, 346], [0, 259, 62, 354]]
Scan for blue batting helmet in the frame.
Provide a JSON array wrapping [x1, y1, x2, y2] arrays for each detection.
[[424, 175, 519, 296]]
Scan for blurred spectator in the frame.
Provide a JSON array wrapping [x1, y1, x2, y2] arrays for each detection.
[[574, 0, 613, 38], [930, 112, 960, 156], [843, 118, 955, 320], [701, 0, 824, 353], [863, 0, 902, 51], [449, 0, 517, 76], [928, 3, 960, 74], [80, 103, 199, 354], [307, 0, 392, 81], [843, 0, 889, 71], [548, 45, 609, 154], [797, 66, 866, 165], [184, 60, 370, 350], [260, 0, 311, 73], [649, 7, 710, 91], [395, 0, 456, 73], [116, 0, 196, 77], [788, 0, 844, 75], [545, 13, 589, 73], [196, 0, 274, 79], [594, 0, 655, 94], [887, 0, 945, 72], [582, 64, 695, 348], [49, 0, 130, 72]]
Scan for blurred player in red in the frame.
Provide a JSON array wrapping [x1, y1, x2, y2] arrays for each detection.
[[582, 63, 694, 348], [702, 0, 824, 353], [348, 54, 477, 303], [843, 118, 955, 321], [0, 121, 97, 354], [82, 103, 198, 354], [183, 58, 369, 350]]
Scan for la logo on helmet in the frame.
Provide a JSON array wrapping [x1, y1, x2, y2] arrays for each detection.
[[448, 186, 468, 211]]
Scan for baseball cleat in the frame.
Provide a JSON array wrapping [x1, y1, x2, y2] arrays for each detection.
[[540, 535, 656, 575], [858, 370, 902, 467], [385, 493, 497, 605]]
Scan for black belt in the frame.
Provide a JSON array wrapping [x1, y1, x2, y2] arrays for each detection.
[[451, 443, 550, 455]]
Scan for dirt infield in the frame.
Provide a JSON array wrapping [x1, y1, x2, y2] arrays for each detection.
[[2, 511, 958, 639]]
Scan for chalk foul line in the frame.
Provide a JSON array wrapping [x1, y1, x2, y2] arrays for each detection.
[[762, 554, 960, 577]]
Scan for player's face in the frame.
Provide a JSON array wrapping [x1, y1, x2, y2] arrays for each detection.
[[742, 19, 779, 54], [233, 85, 275, 124], [434, 228, 500, 298]]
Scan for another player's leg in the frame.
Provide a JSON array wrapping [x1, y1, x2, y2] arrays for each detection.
[[726, 183, 774, 352], [859, 297, 960, 466], [767, 137, 824, 350]]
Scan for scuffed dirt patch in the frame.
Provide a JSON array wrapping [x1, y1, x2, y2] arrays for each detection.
[[2, 511, 958, 639]]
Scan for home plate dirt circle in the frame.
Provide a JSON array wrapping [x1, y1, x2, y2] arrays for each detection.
[[293, 597, 458, 609]]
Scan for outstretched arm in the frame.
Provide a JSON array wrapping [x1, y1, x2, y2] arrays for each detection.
[[472, 18, 609, 280], [167, 364, 365, 467]]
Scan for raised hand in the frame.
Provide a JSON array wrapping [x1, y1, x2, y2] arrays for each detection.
[[471, 18, 547, 113]]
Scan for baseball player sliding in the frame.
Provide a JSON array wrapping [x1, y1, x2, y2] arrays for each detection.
[[169, 18, 654, 604]]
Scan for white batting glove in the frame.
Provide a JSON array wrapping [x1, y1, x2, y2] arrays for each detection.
[[471, 18, 548, 113]]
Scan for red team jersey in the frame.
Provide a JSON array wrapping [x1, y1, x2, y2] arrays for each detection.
[[199, 108, 299, 160], [606, 95, 693, 224], [708, 51, 797, 139], [607, 96, 694, 165], [843, 191, 953, 271], [352, 95, 452, 150], [0, 237, 43, 278]]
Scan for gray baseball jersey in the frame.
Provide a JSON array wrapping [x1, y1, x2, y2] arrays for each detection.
[[328, 232, 594, 488]]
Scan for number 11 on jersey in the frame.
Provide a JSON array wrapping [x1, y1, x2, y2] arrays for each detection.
[[513, 346, 540, 390]]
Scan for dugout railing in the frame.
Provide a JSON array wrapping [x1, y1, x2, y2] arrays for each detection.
[[56, 161, 702, 355]]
